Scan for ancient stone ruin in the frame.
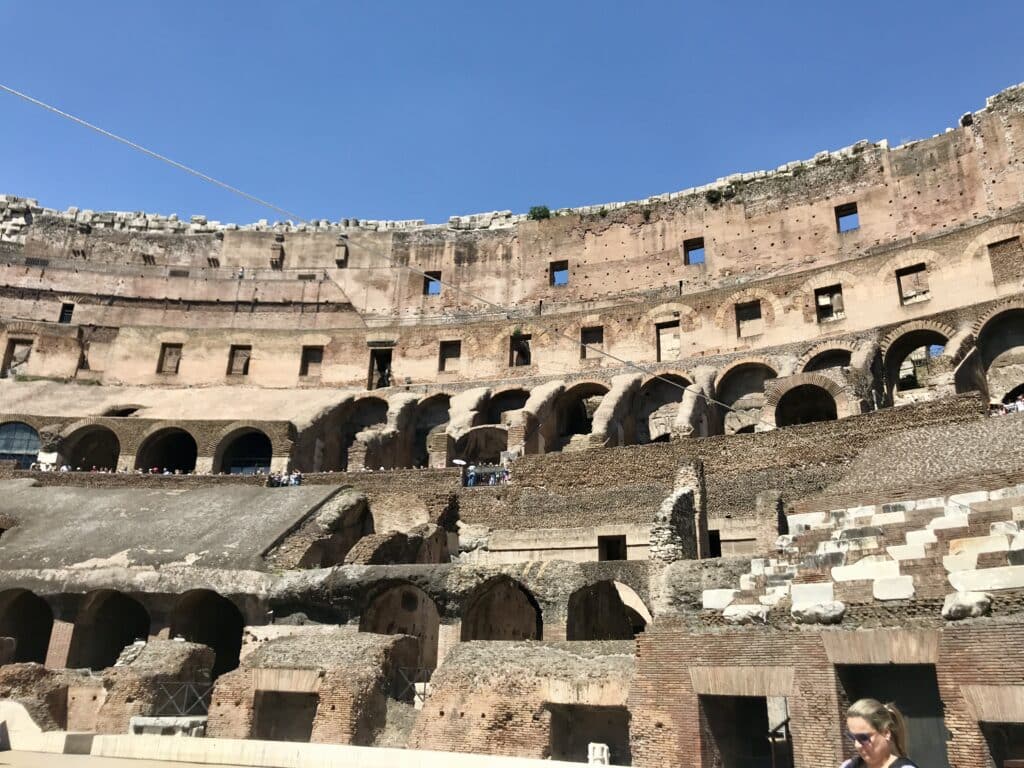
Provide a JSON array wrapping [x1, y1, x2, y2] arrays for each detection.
[[1, 84, 1024, 768]]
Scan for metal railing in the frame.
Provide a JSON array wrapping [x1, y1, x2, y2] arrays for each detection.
[[153, 682, 214, 717]]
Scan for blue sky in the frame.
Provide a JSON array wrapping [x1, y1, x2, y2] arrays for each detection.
[[2, 1, 1023, 225]]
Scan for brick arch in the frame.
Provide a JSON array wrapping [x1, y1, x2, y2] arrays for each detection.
[[764, 372, 848, 408], [643, 302, 701, 326], [640, 369, 695, 390], [712, 287, 783, 331], [796, 341, 856, 372], [971, 298, 1024, 338], [0, 321, 39, 336], [879, 320, 956, 358], [204, 421, 291, 458], [873, 248, 943, 281], [713, 357, 779, 391], [963, 222, 1024, 263], [129, 421, 203, 456], [796, 269, 857, 322]]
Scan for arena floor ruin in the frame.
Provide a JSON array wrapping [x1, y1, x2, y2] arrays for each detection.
[[2, 84, 1024, 768]]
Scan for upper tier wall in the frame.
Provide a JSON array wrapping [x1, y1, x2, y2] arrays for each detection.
[[4, 84, 1024, 318]]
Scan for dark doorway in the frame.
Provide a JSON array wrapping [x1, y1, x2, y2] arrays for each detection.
[[598, 535, 627, 561], [837, 664, 950, 768], [252, 691, 318, 742], [700, 695, 781, 768], [708, 529, 723, 558], [68, 590, 151, 670], [566, 582, 635, 641], [0, 590, 53, 663], [461, 577, 541, 641], [135, 428, 198, 473], [548, 704, 631, 765], [218, 430, 272, 475], [62, 426, 120, 471], [368, 348, 393, 389], [775, 385, 838, 427], [359, 583, 440, 670], [982, 722, 1024, 768], [170, 590, 244, 678]]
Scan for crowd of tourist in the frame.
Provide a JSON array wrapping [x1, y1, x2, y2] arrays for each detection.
[[463, 465, 511, 487]]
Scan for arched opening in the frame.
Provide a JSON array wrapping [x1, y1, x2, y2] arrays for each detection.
[[297, 503, 374, 568], [482, 389, 529, 425], [1003, 382, 1024, 404], [68, 590, 150, 670], [553, 383, 608, 450], [0, 590, 53, 663], [461, 577, 541, 641], [338, 397, 389, 471], [217, 429, 273, 475], [61, 425, 120, 471], [566, 581, 650, 641], [716, 364, 777, 434], [803, 349, 852, 373], [454, 426, 508, 465], [637, 374, 691, 444], [775, 384, 838, 427], [883, 329, 948, 401], [135, 428, 198, 473], [977, 308, 1024, 402], [0, 422, 40, 469], [169, 589, 244, 678], [412, 394, 450, 468], [359, 583, 440, 670]]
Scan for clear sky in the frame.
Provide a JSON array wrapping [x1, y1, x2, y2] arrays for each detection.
[[2, 1, 1023, 225]]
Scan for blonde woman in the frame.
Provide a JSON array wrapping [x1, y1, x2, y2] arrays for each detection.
[[843, 699, 919, 768]]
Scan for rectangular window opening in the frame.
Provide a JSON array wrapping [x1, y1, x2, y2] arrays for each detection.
[[580, 326, 604, 359], [58, 303, 75, 324], [169, 268, 190, 278], [683, 237, 705, 265], [707, 529, 722, 558], [835, 202, 860, 233], [735, 300, 763, 338], [157, 343, 183, 375], [368, 348, 393, 389], [207, 257, 220, 268], [896, 263, 930, 305], [298, 273, 317, 281], [655, 320, 680, 362], [814, 284, 845, 323], [300, 346, 324, 378], [251, 690, 319, 743], [141, 254, 157, 266], [227, 344, 252, 376], [423, 271, 442, 296], [438, 340, 462, 372], [509, 334, 532, 367], [598, 535, 628, 561], [550, 260, 569, 287], [1, 339, 32, 378]]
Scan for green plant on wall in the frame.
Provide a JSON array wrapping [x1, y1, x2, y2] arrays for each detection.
[[528, 205, 551, 221]]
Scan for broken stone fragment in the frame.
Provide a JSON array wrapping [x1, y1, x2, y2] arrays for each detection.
[[790, 600, 846, 625], [723, 604, 769, 624], [941, 591, 992, 621]]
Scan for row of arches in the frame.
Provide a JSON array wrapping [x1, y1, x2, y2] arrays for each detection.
[[0, 588, 244, 677], [0, 578, 651, 676], [0, 422, 275, 474]]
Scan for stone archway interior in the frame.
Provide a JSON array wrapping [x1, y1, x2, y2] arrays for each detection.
[[461, 579, 540, 641], [63, 427, 120, 471], [0, 590, 53, 663], [170, 589, 244, 678], [135, 429, 198, 473], [68, 591, 151, 671], [220, 430, 273, 475], [775, 384, 838, 427], [359, 584, 440, 670]]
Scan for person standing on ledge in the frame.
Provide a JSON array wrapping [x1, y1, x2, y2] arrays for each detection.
[[843, 699, 919, 768]]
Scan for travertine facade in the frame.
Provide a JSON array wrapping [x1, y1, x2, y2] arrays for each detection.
[[1, 85, 1024, 768]]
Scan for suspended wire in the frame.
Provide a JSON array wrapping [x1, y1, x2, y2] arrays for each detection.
[[1, 80, 820, 436]]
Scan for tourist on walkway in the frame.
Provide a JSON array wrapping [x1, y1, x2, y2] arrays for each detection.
[[843, 699, 918, 768]]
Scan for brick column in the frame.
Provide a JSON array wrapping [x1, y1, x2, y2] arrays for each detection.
[[45, 619, 75, 669]]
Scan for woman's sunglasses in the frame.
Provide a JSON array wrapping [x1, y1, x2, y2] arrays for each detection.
[[847, 732, 874, 746]]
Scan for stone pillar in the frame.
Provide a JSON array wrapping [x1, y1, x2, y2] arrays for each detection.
[[45, 619, 75, 669], [436, 622, 461, 667]]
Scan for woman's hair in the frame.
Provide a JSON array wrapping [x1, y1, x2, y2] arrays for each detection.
[[847, 698, 909, 757]]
